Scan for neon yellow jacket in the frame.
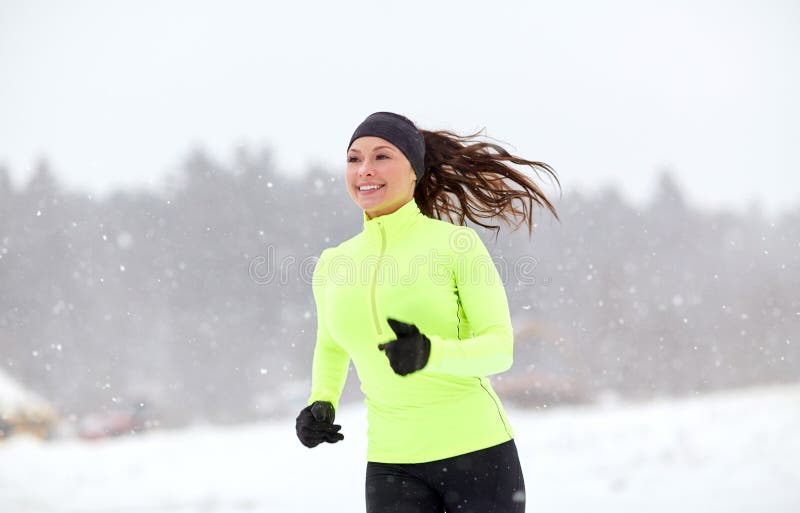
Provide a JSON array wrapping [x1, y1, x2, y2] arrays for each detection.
[[307, 198, 515, 463]]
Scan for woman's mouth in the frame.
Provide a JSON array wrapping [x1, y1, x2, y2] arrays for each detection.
[[358, 184, 385, 195]]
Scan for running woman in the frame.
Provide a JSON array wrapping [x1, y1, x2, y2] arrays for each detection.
[[296, 111, 560, 513]]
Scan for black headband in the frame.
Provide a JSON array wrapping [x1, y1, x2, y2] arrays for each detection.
[[347, 111, 426, 182]]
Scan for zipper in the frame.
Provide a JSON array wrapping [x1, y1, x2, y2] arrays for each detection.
[[370, 221, 387, 336]]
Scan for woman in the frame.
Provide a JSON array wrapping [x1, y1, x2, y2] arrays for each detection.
[[295, 112, 560, 512]]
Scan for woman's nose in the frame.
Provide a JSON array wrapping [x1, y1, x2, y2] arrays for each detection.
[[358, 160, 374, 175]]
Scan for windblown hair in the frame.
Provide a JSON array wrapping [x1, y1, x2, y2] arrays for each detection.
[[415, 128, 561, 239]]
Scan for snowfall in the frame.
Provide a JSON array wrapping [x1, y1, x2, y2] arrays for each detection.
[[1, 383, 798, 513]]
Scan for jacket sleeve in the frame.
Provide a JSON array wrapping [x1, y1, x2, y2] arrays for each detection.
[[307, 248, 350, 411], [424, 227, 514, 377]]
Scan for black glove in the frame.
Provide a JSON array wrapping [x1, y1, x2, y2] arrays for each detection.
[[295, 400, 344, 448], [377, 317, 431, 376]]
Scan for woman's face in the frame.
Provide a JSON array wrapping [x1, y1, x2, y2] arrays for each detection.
[[346, 136, 416, 219]]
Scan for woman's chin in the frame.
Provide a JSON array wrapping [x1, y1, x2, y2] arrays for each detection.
[[355, 192, 413, 217], [357, 198, 384, 212]]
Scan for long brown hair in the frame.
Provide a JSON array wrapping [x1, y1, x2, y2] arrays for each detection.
[[415, 128, 561, 239]]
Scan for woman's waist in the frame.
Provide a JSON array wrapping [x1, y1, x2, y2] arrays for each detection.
[[363, 385, 514, 464], [363, 377, 505, 420]]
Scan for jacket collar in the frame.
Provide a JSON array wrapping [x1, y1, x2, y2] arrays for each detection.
[[362, 199, 423, 235]]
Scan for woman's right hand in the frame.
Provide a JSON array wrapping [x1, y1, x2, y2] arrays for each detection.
[[295, 401, 344, 448]]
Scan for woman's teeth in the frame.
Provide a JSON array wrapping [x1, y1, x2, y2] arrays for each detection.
[[359, 185, 384, 191]]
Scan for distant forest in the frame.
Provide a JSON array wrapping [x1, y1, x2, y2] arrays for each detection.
[[1, 145, 797, 427]]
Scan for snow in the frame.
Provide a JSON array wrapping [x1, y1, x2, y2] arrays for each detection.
[[1, 383, 798, 513], [0, 369, 51, 412]]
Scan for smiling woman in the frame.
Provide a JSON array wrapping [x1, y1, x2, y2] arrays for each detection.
[[295, 111, 561, 513]]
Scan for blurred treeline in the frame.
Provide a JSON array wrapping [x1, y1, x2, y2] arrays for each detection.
[[0, 146, 797, 426]]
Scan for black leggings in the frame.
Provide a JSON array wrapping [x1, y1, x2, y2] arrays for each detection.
[[365, 439, 525, 513]]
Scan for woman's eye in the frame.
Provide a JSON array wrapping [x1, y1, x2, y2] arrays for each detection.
[[376, 154, 389, 159], [347, 156, 359, 163]]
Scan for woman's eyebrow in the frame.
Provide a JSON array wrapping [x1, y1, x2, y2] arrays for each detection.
[[348, 145, 396, 154]]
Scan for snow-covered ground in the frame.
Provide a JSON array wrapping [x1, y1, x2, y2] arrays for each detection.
[[1, 383, 798, 513]]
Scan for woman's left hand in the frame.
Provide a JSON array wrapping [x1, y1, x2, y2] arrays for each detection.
[[378, 318, 432, 376]]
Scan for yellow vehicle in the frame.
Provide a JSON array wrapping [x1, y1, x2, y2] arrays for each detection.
[[0, 368, 58, 440]]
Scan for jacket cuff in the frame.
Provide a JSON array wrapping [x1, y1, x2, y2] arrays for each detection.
[[424, 334, 446, 372]]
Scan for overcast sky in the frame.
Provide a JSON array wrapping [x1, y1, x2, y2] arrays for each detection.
[[1, 0, 797, 217]]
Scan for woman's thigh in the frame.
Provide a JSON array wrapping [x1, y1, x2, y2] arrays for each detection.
[[366, 461, 444, 513], [422, 439, 526, 513]]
